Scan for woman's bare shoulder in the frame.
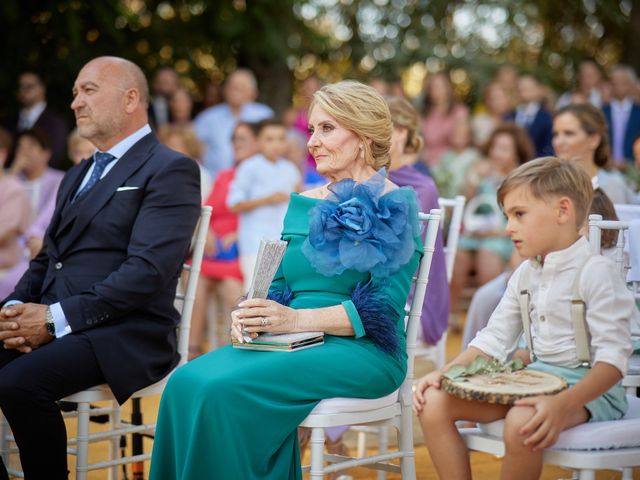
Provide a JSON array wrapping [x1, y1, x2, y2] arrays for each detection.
[[299, 184, 330, 199]]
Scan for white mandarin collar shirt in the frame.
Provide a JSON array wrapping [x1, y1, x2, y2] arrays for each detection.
[[469, 236, 634, 375]]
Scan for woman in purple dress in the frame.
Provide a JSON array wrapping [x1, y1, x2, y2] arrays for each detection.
[[387, 96, 449, 347]]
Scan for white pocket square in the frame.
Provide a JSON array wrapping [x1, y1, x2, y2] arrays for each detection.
[[116, 186, 141, 192]]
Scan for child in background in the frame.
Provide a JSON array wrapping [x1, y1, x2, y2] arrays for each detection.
[[432, 117, 480, 199], [227, 119, 301, 290], [67, 129, 96, 165], [414, 158, 635, 480]]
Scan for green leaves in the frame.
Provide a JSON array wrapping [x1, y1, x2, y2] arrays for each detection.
[[443, 356, 525, 381]]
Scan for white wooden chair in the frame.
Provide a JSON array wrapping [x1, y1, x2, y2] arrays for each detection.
[[411, 196, 464, 370], [459, 213, 640, 480], [437, 195, 466, 284], [299, 209, 441, 480], [0, 206, 212, 480]]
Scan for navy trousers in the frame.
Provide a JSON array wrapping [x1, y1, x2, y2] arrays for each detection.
[[0, 333, 105, 479]]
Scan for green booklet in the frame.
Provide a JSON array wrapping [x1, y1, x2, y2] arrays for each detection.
[[233, 332, 324, 352]]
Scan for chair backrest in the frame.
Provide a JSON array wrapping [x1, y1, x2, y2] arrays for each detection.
[[588, 214, 640, 332], [588, 214, 631, 280], [437, 195, 465, 283], [405, 209, 441, 391], [175, 206, 212, 366]]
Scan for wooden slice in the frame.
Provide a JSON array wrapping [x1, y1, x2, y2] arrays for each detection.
[[441, 369, 568, 405]]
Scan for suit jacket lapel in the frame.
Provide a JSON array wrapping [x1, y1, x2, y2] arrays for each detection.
[[56, 133, 158, 256], [50, 159, 93, 239]]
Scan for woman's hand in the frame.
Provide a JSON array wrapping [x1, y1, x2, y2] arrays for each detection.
[[412, 369, 442, 416], [230, 299, 299, 343]]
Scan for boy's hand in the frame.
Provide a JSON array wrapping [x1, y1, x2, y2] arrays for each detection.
[[412, 369, 442, 416], [514, 394, 569, 450]]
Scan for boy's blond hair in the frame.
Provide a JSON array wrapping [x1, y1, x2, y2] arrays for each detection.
[[497, 157, 593, 227]]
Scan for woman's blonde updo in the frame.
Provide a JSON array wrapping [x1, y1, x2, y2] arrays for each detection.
[[387, 96, 424, 154], [310, 80, 392, 171]]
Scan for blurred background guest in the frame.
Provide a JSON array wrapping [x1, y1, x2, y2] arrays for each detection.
[[0, 127, 31, 297], [158, 124, 211, 201], [194, 69, 273, 179], [3, 71, 68, 169], [188, 122, 260, 358], [603, 64, 640, 166], [557, 59, 605, 109], [420, 71, 469, 169], [0, 128, 63, 297], [66, 128, 95, 165], [553, 103, 638, 204], [471, 81, 513, 146], [433, 117, 481, 199], [149, 66, 180, 127], [168, 87, 195, 126], [505, 73, 553, 157], [450, 123, 533, 323], [193, 78, 223, 116]]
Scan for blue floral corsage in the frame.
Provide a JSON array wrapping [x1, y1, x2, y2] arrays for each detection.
[[301, 169, 420, 278]]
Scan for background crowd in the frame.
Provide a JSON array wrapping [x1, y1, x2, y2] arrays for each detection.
[[1, 59, 640, 357]]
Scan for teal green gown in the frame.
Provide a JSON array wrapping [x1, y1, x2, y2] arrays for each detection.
[[150, 189, 422, 480]]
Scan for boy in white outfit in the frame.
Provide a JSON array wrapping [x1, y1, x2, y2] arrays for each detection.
[[227, 119, 301, 290], [413, 157, 635, 480]]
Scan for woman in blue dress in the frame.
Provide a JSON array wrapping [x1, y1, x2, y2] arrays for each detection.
[[150, 80, 423, 479]]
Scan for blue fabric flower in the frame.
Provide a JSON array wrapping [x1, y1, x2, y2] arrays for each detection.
[[302, 170, 420, 278]]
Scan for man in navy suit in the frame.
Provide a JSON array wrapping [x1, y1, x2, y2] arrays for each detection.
[[602, 64, 640, 166], [505, 74, 553, 157], [0, 57, 201, 479]]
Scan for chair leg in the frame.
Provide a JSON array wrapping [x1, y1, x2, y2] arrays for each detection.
[[577, 470, 595, 480], [398, 409, 416, 480], [377, 427, 388, 480], [108, 401, 120, 480], [356, 430, 366, 458], [0, 415, 9, 467], [76, 401, 90, 480], [309, 427, 325, 480]]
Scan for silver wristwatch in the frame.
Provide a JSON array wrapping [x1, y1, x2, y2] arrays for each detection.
[[45, 307, 56, 337]]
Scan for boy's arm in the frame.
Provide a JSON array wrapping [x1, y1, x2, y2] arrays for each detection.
[[580, 256, 634, 375], [229, 192, 289, 213], [466, 262, 528, 363]]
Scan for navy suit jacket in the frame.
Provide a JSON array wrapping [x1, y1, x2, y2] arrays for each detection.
[[3, 132, 201, 403], [505, 107, 553, 158], [602, 102, 640, 162]]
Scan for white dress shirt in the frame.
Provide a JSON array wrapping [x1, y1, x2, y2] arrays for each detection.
[[469, 236, 634, 375], [611, 97, 633, 164], [18, 101, 46, 131]]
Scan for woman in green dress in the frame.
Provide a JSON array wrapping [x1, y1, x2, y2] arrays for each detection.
[[150, 80, 423, 480]]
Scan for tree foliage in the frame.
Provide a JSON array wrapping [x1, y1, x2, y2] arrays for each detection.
[[0, 0, 635, 119]]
